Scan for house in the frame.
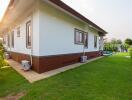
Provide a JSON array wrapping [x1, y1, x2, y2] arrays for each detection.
[[0, 0, 107, 73]]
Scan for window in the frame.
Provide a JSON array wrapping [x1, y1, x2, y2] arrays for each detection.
[[94, 35, 97, 48], [3, 36, 6, 44], [17, 27, 20, 37], [7, 34, 10, 47], [74, 29, 88, 47], [75, 29, 84, 44], [11, 31, 14, 48], [26, 21, 32, 48], [84, 33, 88, 48]]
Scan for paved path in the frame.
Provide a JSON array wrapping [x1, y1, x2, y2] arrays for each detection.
[[7, 56, 104, 83]]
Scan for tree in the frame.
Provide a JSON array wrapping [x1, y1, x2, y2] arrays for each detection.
[[111, 38, 117, 44], [117, 39, 122, 44], [111, 39, 122, 44], [128, 47, 132, 58], [125, 38, 132, 46], [103, 39, 124, 52]]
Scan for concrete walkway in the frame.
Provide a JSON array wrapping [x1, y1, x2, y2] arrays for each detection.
[[7, 56, 103, 83]]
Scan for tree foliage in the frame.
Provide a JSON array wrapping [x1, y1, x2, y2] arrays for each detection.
[[117, 39, 122, 44], [0, 43, 8, 69], [104, 38, 128, 52], [128, 47, 132, 58], [125, 38, 132, 46]]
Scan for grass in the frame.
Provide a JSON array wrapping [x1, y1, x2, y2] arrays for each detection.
[[0, 53, 132, 100]]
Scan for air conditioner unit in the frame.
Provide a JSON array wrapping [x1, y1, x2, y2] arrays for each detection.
[[21, 60, 31, 71], [80, 56, 87, 63], [4, 53, 10, 59]]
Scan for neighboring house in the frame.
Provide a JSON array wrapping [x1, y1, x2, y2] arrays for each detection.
[[0, 0, 107, 73]]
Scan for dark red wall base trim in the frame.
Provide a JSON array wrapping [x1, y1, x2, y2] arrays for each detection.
[[9, 51, 101, 73]]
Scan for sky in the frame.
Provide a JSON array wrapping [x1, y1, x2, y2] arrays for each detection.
[[62, 0, 132, 41], [0, 0, 132, 41], [0, 0, 10, 22]]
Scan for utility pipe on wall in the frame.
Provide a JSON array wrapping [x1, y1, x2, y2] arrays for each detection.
[[29, 17, 33, 67]]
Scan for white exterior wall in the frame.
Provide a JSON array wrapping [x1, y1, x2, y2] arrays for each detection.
[[39, 1, 99, 56], [32, 5, 40, 56], [3, 0, 100, 57], [3, 3, 40, 56], [3, 35, 8, 48], [8, 17, 32, 54]]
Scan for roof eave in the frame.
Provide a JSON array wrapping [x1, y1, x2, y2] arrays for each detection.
[[49, 0, 107, 35]]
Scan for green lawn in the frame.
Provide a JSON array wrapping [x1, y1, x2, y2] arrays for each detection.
[[0, 53, 132, 100]]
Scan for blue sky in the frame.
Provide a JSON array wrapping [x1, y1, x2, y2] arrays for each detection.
[[62, 0, 132, 40]]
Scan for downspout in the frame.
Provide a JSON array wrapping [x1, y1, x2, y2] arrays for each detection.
[[30, 16, 33, 66], [82, 26, 89, 62], [81, 33, 87, 63], [30, 0, 38, 66], [82, 30, 87, 57], [29, 0, 39, 67], [83, 39, 86, 57]]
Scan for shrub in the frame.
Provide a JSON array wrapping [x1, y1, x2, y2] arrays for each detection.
[[0, 44, 9, 69], [128, 47, 132, 58]]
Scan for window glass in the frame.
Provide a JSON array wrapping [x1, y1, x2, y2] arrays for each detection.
[[94, 35, 97, 48], [75, 29, 88, 47], [11, 31, 14, 48], [17, 27, 20, 37], [26, 21, 31, 48]]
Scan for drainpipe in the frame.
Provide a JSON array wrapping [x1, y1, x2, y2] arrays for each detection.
[[30, 0, 39, 67], [81, 33, 87, 63], [30, 36, 33, 67], [30, 17, 33, 66], [83, 41, 86, 57]]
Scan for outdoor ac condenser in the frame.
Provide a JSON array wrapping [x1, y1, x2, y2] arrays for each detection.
[[81, 56, 87, 63], [4, 52, 10, 59], [21, 60, 31, 71]]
